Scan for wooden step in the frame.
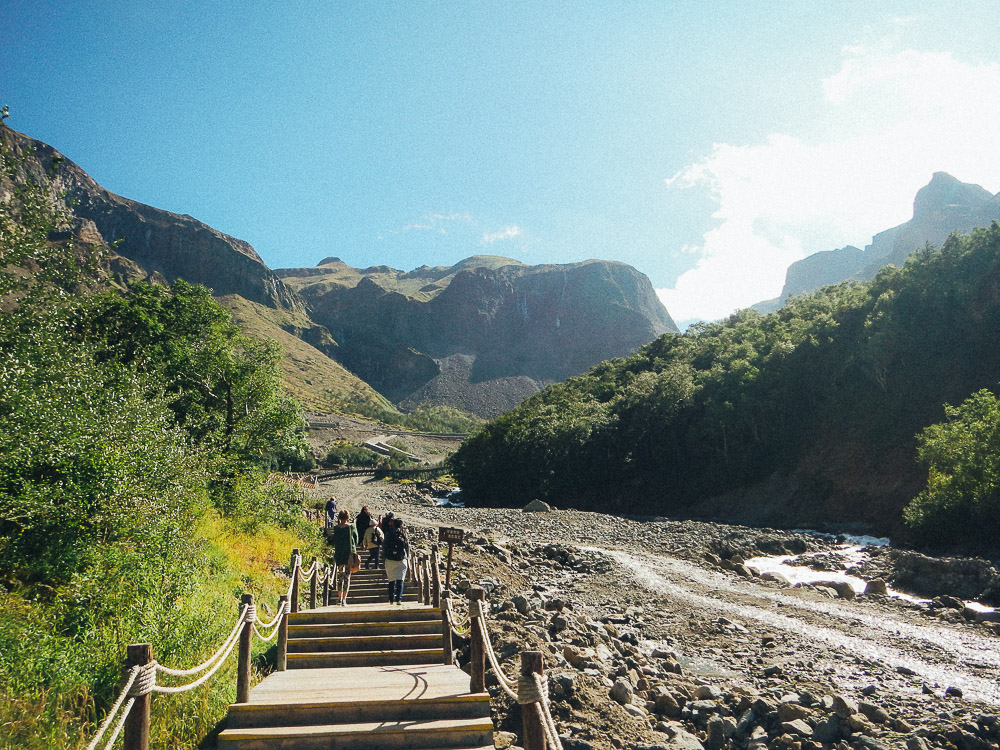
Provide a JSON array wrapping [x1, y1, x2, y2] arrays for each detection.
[[289, 607, 440, 626], [217, 717, 494, 750], [288, 619, 441, 638], [288, 632, 442, 653], [287, 647, 445, 668], [226, 693, 490, 727]]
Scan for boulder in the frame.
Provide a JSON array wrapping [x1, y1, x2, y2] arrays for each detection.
[[864, 578, 889, 596], [610, 677, 634, 705], [523, 499, 553, 513]]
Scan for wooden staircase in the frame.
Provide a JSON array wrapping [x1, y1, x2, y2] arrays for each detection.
[[217, 569, 493, 750]]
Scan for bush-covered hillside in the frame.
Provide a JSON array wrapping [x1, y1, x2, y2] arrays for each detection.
[[0, 137, 324, 748], [452, 225, 1000, 553]]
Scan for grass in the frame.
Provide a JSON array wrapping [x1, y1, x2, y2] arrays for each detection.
[[0, 509, 327, 750]]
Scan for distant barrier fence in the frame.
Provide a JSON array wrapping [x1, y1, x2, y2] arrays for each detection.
[[306, 420, 468, 440], [314, 463, 450, 483]]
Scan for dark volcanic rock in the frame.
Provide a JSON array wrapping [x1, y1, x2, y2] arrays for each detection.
[[287, 257, 677, 415], [1, 126, 297, 310]]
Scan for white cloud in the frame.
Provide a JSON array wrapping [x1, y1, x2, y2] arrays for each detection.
[[659, 45, 1000, 323], [482, 225, 523, 245], [388, 212, 472, 235]]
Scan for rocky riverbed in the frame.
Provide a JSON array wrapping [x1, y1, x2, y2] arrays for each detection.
[[322, 477, 1000, 750]]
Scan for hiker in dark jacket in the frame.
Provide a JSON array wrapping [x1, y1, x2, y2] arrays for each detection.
[[383, 518, 409, 604], [356, 505, 372, 542], [331, 509, 358, 606]]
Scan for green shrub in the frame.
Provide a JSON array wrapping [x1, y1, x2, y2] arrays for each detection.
[[323, 441, 382, 468]]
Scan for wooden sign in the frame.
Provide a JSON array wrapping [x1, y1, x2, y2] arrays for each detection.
[[438, 527, 464, 543]]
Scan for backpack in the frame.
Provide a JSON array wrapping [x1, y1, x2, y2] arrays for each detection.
[[370, 527, 383, 546], [384, 531, 406, 561]]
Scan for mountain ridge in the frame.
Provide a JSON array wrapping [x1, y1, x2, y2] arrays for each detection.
[[2, 125, 675, 418], [756, 172, 1000, 313]]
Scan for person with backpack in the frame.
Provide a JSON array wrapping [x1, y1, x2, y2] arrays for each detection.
[[324, 496, 338, 530], [382, 518, 409, 604], [362, 517, 383, 569], [331, 509, 358, 606]]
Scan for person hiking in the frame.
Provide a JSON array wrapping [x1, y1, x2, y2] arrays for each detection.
[[383, 517, 409, 604], [362, 517, 383, 569], [324, 496, 338, 530], [379, 511, 394, 534], [331, 509, 358, 606], [356, 505, 372, 543]]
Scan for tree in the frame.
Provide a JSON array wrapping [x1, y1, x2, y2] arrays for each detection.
[[904, 388, 1000, 552]]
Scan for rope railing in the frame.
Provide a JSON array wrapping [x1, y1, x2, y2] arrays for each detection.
[[464, 584, 564, 750], [82, 546, 316, 750]]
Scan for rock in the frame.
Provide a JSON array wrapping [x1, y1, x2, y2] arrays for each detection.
[[812, 715, 842, 744], [512, 594, 533, 615], [654, 688, 682, 717], [777, 702, 812, 722], [906, 737, 932, 750], [660, 726, 706, 750], [858, 702, 890, 724], [494, 730, 518, 749], [813, 580, 857, 600], [694, 685, 723, 700], [524, 499, 553, 513], [610, 677, 634, 705], [864, 578, 889, 596], [945, 686, 964, 698], [763, 665, 783, 678], [830, 694, 858, 719], [623, 703, 647, 718], [781, 719, 813, 738], [934, 595, 966, 610]]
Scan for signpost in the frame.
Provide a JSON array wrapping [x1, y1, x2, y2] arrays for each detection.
[[438, 527, 463, 590]]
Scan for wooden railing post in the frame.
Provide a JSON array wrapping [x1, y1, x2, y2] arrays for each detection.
[[309, 556, 318, 610], [124, 643, 152, 750], [521, 651, 545, 750], [440, 590, 453, 665], [237, 594, 253, 703], [468, 586, 486, 693], [290, 548, 300, 614], [430, 545, 442, 608], [277, 594, 289, 672], [323, 564, 331, 607], [421, 554, 431, 604]]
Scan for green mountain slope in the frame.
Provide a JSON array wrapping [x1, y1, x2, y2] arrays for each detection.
[[452, 224, 1000, 546]]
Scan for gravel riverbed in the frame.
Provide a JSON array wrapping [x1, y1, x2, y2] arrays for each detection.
[[319, 477, 1000, 750]]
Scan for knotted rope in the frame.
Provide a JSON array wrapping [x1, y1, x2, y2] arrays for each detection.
[[84, 666, 141, 750], [473, 598, 518, 700], [525, 672, 563, 750]]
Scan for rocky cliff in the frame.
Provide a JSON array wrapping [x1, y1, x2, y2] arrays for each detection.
[[0, 126, 297, 309], [761, 173, 1000, 310], [278, 257, 677, 416]]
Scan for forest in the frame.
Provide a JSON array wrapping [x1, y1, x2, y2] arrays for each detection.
[[452, 224, 1000, 555]]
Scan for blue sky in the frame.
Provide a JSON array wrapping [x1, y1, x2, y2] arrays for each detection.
[[3, 2, 999, 323]]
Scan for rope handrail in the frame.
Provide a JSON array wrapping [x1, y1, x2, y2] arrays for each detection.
[[84, 666, 141, 750], [528, 672, 564, 750], [297, 558, 318, 581], [154, 605, 249, 678], [256, 597, 289, 631], [471, 596, 564, 750], [473, 599, 518, 700]]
